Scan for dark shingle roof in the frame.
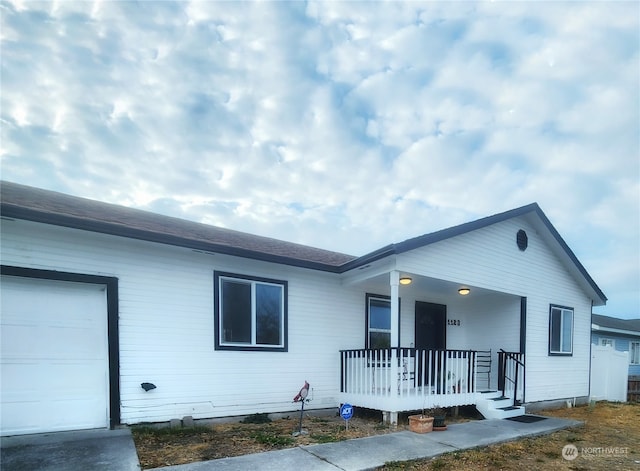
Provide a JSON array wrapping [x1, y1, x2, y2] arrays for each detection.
[[0, 181, 356, 271], [592, 314, 640, 334], [0, 181, 608, 305]]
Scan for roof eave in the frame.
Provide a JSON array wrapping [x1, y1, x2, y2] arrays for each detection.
[[338, 202, 607, 306], [530, 205, 608, 305], [592, 324, 640, 337], [1, 204, 344, 273]]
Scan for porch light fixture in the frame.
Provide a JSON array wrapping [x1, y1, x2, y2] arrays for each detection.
[[399, 277, 412, 285], [458, 288, 470, 296]]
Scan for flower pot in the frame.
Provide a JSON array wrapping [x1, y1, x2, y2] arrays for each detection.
[[408, 415, 434, 433], [433, 415, 446, 429]]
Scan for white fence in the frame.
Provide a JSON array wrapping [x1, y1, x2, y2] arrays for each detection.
[[590, 346, 628, 402]]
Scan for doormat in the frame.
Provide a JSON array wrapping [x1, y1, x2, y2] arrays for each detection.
[[506, 415, 548, 423]]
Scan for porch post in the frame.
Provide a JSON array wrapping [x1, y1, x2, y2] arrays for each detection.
[[390, 271, 400, 348], [388, 271, 400, 424]]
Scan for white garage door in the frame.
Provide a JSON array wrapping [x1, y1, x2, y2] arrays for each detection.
[[1, 276, 109, 435]]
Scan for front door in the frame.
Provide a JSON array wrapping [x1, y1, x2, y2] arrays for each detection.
[[415, 301, 446, 387], [415, 301, 446, 350]]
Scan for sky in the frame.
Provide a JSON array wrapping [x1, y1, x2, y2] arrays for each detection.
[[1, 1, 638, 319]]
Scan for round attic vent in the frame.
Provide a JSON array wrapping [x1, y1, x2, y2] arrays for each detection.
[[517, 229, 528, 251]]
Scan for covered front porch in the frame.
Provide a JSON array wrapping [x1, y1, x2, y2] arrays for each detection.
[[339, 347, 524, 423], [339, 267, 526, 423]]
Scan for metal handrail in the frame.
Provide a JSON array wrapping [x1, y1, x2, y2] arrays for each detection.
[[498, 349, 525, 406]]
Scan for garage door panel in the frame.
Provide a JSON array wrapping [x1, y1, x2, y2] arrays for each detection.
[[1, 276, 109, 435]]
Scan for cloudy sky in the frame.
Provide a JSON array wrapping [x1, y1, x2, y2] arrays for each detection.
[[1, 1, 638, 318]]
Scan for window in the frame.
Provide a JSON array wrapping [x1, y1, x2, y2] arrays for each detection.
[[365, 294, 400, 349], [599, 338, 614, 348], [366, 294, 397, 349], [214, 272, 287, 351], [549, 305, 573, 355], [631, 341, 640, 365]]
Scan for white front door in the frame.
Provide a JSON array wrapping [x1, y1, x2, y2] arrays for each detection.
[[1, 276, 109, 435]]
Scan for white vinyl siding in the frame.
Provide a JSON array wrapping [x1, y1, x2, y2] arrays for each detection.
[[1, 210, 601, 422], [394, 217, 594, 402], [0, 218, 364, 424]]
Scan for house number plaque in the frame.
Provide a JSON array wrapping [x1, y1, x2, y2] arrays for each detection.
[[447, 319, 461, 326]]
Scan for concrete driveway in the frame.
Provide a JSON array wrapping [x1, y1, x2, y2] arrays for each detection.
[[1, 428, 140, 471]]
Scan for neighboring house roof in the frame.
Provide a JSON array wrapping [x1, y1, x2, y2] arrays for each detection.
[[592, 314, 640, 337], [0, 180, 606, 304]]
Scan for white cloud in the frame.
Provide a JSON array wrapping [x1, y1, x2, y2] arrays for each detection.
[[1, 0, 638, 317]]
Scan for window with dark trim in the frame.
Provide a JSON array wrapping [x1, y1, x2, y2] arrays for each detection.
[[214, 272, 287, 351], [365, 293, 400, 349], [549, 305, 573, 355]]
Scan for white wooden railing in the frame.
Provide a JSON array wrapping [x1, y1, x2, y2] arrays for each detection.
[[340, 348, 479, 410]]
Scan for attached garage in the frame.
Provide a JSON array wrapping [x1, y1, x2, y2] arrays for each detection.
[[1, 271, 119, 436]]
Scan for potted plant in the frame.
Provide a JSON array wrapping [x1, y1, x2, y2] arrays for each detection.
[[432, 406, 447, 431], [408, 407, 434, 433]]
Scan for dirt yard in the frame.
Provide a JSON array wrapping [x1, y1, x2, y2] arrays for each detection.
[[132, 407, 478, 469], [380, 401, 640, 470], [132, 402, 639, 470]]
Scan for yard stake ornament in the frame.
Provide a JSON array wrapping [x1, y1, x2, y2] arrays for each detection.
[[292, 381, 310, 436]]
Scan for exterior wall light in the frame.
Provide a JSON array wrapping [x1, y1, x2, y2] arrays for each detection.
[[399, 277, 412, 285], [458, 288, 470, 296]]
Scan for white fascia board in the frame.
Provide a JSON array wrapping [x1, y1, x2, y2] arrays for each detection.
[[340, 257, 397, 286]]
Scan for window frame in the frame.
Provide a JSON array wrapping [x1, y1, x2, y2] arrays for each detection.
[[599, 338, 615, 348], [548, 304, 574, 356], [214, 271, 287, 352], [630, 341, 640, 365], [365, 293, 400, 349]]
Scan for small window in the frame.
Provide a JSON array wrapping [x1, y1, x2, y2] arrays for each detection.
[[549, 305, 573, 355], [631, 341, 640, 365], [214, 272, 287, 351], [599, 338, 614, 348], [366, 294, 391, 349]]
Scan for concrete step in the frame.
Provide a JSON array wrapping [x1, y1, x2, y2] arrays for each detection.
[[475, 392, 525, 420], [488, 397, 513, 409], [493, 405, 526, 419]]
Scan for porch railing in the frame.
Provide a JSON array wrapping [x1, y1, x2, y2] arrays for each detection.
[[498, 350, 525, 405], [340, 348, 477, 408]]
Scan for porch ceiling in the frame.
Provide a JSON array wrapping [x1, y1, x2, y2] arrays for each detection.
[[349, 272, 503, 301]]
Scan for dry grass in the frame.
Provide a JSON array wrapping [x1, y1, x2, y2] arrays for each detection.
[[380, 402, 640, 470], [132, 407, 476, 469], [133, 410, 393, 469], [132, 402, 640, 471]]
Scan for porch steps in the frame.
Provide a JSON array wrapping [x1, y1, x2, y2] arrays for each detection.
[[476, 391, 525, 420]]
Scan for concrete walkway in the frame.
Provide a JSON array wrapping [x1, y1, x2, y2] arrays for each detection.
[[150, 415, 581, 471]]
